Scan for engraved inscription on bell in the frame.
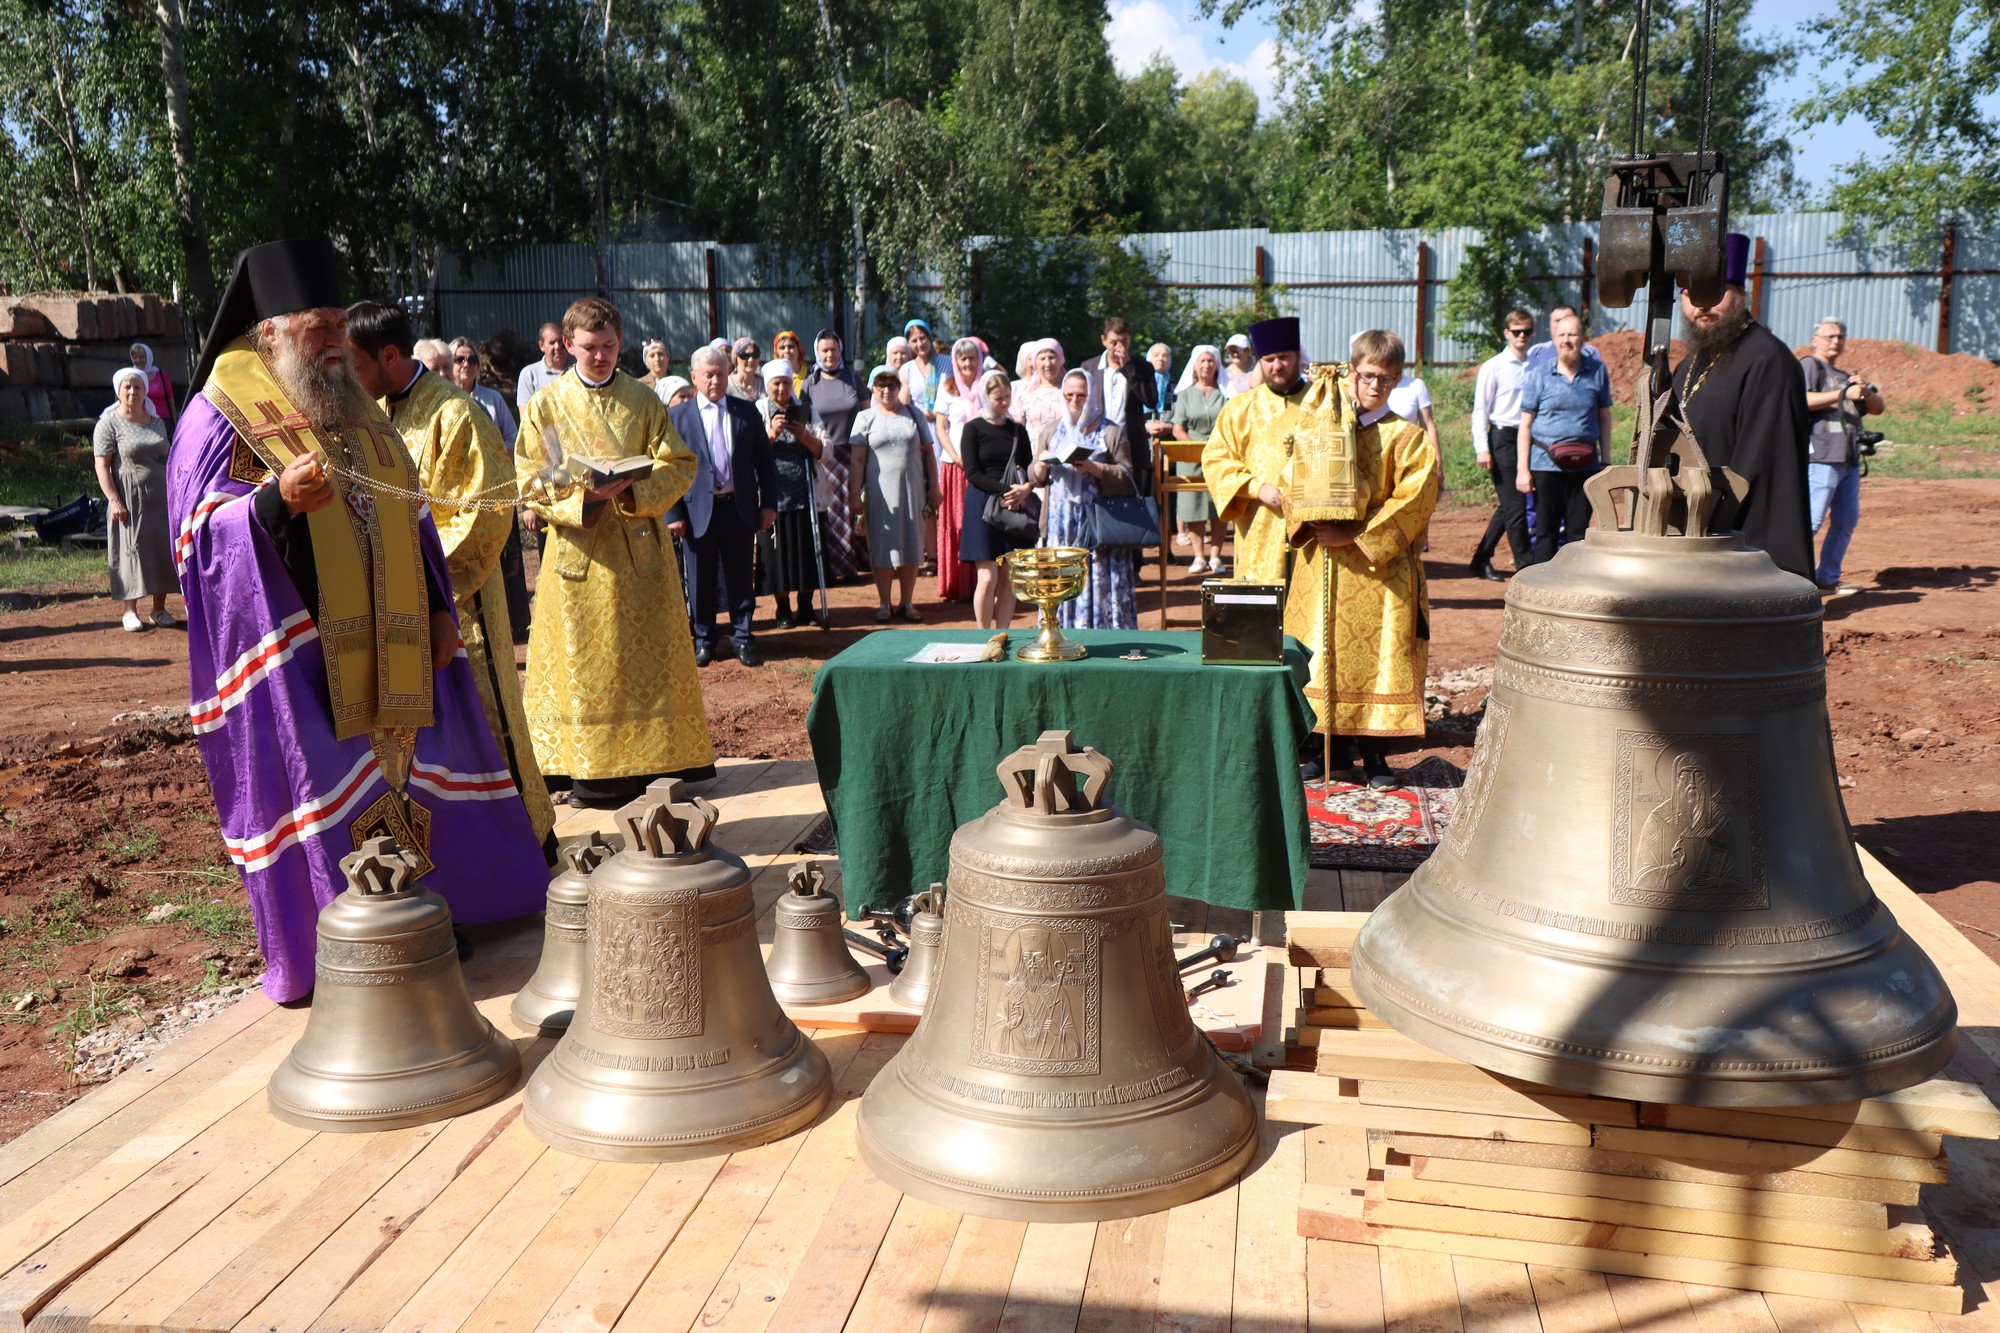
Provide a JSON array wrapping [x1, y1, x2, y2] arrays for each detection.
[[1614, 731, 1764, 911], [588, 888, 703, 1039], [1444, 698, 1510, 859], [974, 918, 1099, 1074]]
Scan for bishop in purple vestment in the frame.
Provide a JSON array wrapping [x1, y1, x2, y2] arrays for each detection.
[[169, 238, 546, 1002]]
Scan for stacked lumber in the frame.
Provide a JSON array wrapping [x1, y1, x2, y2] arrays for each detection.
[[1270, 911, 1998, 1314], [0, 293, 186, 423]]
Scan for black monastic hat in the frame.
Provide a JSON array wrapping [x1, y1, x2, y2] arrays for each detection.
[[187, 237, 347, 398], [1248, 316, 1300, 358]]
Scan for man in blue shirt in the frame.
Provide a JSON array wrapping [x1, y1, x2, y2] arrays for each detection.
[[1516, 311, 1613, 565]]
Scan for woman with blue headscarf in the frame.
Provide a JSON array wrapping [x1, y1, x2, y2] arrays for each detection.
[[1028, 369, 1138, 629]]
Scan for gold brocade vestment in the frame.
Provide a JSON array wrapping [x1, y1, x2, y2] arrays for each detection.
[[385, 369, 555, 842], [1284, 411, 1438, 737], [516, 370, 714, 781], [1201, 380, 1308, 584]]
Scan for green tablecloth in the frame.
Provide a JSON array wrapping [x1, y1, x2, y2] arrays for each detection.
[[805, 629, 1313, 915]]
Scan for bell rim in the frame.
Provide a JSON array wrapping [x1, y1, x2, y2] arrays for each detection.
[[267, 1042, 520, 1131], [522, 1043, 833, 1160]]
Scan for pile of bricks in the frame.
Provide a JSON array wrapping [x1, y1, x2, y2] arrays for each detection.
[[0, 294, 186, 423]]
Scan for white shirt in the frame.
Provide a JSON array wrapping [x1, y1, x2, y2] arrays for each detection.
[[1471, 348, 1528, 453], [1386, 375, 1432, 423], [1094, 354, 1130, 427]]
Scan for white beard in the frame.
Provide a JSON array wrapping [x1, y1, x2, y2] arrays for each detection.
[[270, 334, 374, 429]]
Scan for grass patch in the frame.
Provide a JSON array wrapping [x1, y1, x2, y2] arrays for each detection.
[[0, 543, 108, 597], [95, 823, 161, 862], [36, 884, 106, 945], [0, 422, 97, 509], [175, 896, 254, 942], [49, 976, 152, 1054]]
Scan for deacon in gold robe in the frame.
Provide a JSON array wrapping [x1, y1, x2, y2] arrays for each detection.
[[1201, 317, 1312, 584], [167, 238, 547, 1001], [1284, 328, 1437, 789], [346, 301, 556, 850], [517, 297, 714, 808]]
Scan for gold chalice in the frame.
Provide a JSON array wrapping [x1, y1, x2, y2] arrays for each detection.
[[1002, 547, 1089, 662]]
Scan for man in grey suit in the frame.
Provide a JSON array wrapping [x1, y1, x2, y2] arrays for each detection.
[[668, 346, 779, 667]]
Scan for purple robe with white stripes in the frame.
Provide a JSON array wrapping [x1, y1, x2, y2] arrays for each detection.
[[168, 392, 548, 1002]]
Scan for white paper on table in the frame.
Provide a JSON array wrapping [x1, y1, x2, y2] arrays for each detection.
[[904, 642, 986, 664]]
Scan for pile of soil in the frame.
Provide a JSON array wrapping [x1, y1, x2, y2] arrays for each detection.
[[1589, 329, 2000, 413]]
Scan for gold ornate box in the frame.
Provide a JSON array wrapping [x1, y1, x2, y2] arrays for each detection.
[[1200, 580, 1285, 664]]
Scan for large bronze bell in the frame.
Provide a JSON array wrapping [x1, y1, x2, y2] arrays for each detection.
[[889, 884, 945, 1009], [512, 832, 615, 1032], [269, 837, 521, 1131], [1354, 451, 1957, 1106], [857, 731, 1258, 1220], [766, 861, 871, 1005], [524, 781, 833, 1161]]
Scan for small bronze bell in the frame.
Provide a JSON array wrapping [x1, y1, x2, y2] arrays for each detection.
[[269, 837, 521, 1131], [512, 832, 616, 1032], [888, 884, 945, 1009], [766, 861, 871, 1006], [524, 780, 833, 1161], [1354, 445, 1957, 1106], [858, 731, 1258, 1220]]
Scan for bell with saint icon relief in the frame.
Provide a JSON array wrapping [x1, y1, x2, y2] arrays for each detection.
[[857, 731, 1258, 1221], [524, 780, 832, 1160], [1353, 442, 1957, 1106]]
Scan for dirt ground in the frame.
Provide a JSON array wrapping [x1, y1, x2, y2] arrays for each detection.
[[1589, 329, 2000, 413], [2, 478, 1997, 1143]]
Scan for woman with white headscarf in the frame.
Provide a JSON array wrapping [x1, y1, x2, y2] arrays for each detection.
[[127, 343, 175, 422], [94, 368, 178, 630], [1010, 338, 1067, 446], [1170, 344, 1229, 574], [1028, 369, 1138, 630]]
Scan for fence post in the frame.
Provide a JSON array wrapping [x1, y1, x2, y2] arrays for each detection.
[[705, 248, 721, 339], [1254, 244, 1270, 317], [1414, 241, 1430, 365], [1751, 236, 1768, 322], [1937, 224, 1957, 355], [1580, 236, 1594, 330]]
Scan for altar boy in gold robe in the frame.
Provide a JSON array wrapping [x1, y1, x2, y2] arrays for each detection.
[[516, 297, 715, 808], [1285, 328, 1437, 789]]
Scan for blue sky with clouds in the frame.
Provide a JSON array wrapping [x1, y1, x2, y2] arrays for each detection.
[[1103, 0, 1884, 197]]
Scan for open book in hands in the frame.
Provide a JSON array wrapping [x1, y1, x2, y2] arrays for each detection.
[[1038, 438, 1094, 466]]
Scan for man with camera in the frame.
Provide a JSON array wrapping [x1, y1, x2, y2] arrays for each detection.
[[1798, 317, 1884, 595]]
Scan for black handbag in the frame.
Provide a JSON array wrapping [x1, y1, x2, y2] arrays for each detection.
[[1081, 493, 1161, 549], [981, 426, 1041, 541]]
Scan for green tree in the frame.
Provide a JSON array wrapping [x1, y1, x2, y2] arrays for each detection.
[[1797, 0, 2000, 258]]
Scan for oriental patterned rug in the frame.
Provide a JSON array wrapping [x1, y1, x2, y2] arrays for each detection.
[[1306, 755, 1462, 871]]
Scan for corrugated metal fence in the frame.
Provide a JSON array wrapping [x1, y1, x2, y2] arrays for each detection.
[[435, 212, 1999, 367]]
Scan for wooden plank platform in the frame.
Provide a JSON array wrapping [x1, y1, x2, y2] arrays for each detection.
[[3, 757, 1998, 1331]]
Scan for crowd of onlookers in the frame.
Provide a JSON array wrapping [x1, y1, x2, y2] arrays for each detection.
[[85, 291, 1890, 653]]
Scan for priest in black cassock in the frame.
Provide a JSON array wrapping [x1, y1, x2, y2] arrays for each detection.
[[1670, 232, 1813, 580]]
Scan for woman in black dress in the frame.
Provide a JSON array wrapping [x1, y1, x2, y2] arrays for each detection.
[[958, 369, 1036, 629]]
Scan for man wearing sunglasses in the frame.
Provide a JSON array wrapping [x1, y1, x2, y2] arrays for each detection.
[[1467, 310, 1535, 580]]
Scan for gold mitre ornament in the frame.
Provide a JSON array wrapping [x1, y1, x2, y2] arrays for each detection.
[[1286, 363, 1367, 524]]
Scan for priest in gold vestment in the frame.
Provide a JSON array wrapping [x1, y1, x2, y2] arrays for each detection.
[[1284, 328, 1437, 789], [517, 297, 715, 808], [1201, 318, 1312, 584], [346, 301, 556, 850]]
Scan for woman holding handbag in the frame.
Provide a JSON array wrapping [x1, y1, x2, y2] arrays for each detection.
[[1029, 370, 1138, 631], [960, 369, 1036, 629]]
